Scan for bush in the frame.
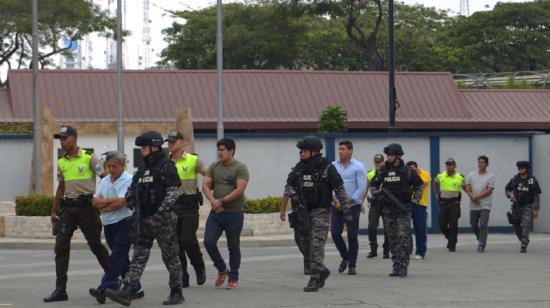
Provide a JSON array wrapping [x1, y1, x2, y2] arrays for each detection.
[[318, 105, 347, 133], [244, 196, 281, 214], [15, 194, 54, 216]]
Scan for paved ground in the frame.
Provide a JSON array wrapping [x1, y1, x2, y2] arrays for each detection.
[[1, 233, 549, 308]]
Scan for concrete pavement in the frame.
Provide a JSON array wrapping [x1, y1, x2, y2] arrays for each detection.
[[1, 233, 549, 307]]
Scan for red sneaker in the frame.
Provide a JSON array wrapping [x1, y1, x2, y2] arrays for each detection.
[[226, 279, 238, 290], [215, 270, 229, 288]]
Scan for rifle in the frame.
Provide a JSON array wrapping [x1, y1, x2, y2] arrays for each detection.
[[373, 188, 409, 213]]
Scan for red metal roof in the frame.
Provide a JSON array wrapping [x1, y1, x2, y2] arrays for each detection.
[[4, 69, 550, 130]]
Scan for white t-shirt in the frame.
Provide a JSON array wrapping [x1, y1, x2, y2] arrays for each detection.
[[466, 171, 496, 211]]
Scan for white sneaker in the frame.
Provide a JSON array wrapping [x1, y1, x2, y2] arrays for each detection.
[[414, 255, 424, 260]]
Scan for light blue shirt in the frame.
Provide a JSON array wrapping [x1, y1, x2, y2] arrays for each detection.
[[95, 170, 133, 225], [332, 158, 366, 205]]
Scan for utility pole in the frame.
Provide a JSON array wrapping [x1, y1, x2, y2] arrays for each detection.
[[216, 0, 224, 140], [32, 0, 41, 193], [388, 0, 396, 131]]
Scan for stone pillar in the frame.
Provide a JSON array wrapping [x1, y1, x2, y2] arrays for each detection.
[[29, 107, 55, 195], [175, 108, 195, 153]]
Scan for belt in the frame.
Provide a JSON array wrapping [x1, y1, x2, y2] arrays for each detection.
[[439, 197, 460, 205], [62, 194, 93, 208]]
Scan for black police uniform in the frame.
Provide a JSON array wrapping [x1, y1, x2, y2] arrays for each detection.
[[370, 144, 423, 277], [505, 161, 542, 252], [106, 131, 184, 306], [284, 136, 350, 292]]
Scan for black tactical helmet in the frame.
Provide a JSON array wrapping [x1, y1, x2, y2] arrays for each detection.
[[297, 136, 323, 152], [135, 131, 164, 147], [383, 143, 404, 156], [516, 160, 530, 169]]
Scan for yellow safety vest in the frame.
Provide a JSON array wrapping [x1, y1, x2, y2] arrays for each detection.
[[175, 153, 199, 180], [58, 149, 94, 181], [437, 171, 464, 192], [367, 169, 376, 183]]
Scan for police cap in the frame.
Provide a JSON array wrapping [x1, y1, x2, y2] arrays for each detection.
[[135, 131, 164, 147], [297, 136, 323, 152]]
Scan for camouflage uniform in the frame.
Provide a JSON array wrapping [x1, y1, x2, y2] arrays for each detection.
[[285, 155, 349, 283], [505, 172, 542, 247], [371, 159, 423, 277], [124, 150, 183, 290]]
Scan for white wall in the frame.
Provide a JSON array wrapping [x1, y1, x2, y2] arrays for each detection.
[[533, 135, 550, 233], [0, 138, 32, 202], [439, 137, 529, 228], [5, 133, 534, 232]]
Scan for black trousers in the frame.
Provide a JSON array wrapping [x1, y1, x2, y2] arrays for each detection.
[[438, 201, 461, 249], [367, 203, 389, 253], [175, 199, 205, 281]]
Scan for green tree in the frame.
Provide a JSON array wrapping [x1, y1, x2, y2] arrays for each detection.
[[0, 0, 117, 85], [318, 106, 347, 133], [446, 0, 550, 73]]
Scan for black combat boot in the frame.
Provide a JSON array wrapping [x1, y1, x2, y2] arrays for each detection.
[[181, 277, 190, 289], [338, 259, 348, 273], [520, 243, 528, 253], [348, 266, 357, 275], [43, 288, 68, 303], [319, 268, 331, 288], [195, 265, 206, 286], [383, 248, 390, 259], [303, 277, 322, 292], [367, 245, 378, 258], [162, 288, 185, 305], [105, 284, 134, 306], [89, 288, 106, 304]]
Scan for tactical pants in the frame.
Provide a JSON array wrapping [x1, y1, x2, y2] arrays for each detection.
[[511, 205, 532, 244], [294, 207, 330, 279], [124, 216, 183, 289], [175, 198, 205, 283], [367, 203, 389, 254], [438, 201, 461, 249], [382, 206, 411, 275], [55, 206, 110, 290], [470, 209, 490, 247]]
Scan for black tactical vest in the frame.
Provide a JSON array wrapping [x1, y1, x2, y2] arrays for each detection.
[[293, 156, 332, 210], [137, 155, 171, 217]]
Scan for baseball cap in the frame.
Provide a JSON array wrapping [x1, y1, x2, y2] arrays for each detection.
[[53, 126, 77, 139], [445, 158, 456, 165], [165, 130, 184, 142], [373, 154, 384, 162]]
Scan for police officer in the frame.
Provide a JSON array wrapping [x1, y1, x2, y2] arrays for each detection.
[[283, 136, 350, 292], [362, 154, 389, 259], [505, 161, 542, 253], [166, 131, 207, 287], [370, 143, 423, 278], [106, 131, 184, 306], [44, 126, 110, 303], [433, 158, 465, 252]]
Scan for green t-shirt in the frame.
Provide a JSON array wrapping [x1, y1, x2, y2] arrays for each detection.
[[207, 159, 250, 212]]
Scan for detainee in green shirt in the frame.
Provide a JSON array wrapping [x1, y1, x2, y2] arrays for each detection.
[[202, 138, 249, 290]]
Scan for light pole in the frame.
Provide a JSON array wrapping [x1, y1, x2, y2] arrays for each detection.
[[116, 0, 124, 153], [32, 0, 41, 193], [388, 0, 396, 131], [216, 0, 224, 140]]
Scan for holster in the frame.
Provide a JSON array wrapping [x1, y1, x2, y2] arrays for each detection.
[[288, 212, 298, 229]]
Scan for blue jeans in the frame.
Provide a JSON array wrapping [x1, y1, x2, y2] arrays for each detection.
[[203, 211, 244, 281], [409, 204, 427, 257], [330, 204, 361, 267], [98, 216, 135, 291]]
